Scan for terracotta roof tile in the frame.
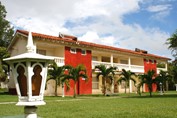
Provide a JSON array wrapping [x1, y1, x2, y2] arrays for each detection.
[[16, 30, 170, 60]]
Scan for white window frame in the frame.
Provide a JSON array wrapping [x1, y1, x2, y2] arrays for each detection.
[[36, 49, 46, 55], [70, 48, 77, 54], [81, 49, 87, 55]]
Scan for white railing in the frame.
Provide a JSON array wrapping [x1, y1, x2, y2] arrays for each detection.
[[54, 57, 65, 66], [130, 65, 144, 73], [113, 63, 144, 73], [92, 61, 144, 73], [157, 68, 167, 74], [53, 58, 166, 73], [113, 63, 129, 70], [92, 61, 112, 69]]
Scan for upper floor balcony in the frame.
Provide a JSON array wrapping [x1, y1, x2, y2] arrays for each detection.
[[54, 57, 167, 74]]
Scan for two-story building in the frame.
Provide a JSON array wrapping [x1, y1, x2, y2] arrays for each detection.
[[7, 30, 170, 96]]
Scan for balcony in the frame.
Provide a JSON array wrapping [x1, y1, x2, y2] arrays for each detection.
[[54, 57, 167, 74], [92, 61, 167, 73], [92, 61, 144, 73], [54, 57, 65, 66]]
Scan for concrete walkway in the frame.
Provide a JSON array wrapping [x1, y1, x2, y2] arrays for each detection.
[[0, 102, 16, 105]]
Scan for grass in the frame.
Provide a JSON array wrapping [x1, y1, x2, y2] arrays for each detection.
[[0, 91, 177, 118]]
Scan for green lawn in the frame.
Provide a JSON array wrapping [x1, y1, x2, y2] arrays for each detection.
[[0, 92, 177, 118]]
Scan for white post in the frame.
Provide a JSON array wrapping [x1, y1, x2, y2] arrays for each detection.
[[159, 82, 163, 95], [128, 57, 132, 93], [111, 54, 114, 94], [24, 106, 37, 118], [165, 63, 168, 71], [175, 84, 177, 91], [110, 55, 113, 67]]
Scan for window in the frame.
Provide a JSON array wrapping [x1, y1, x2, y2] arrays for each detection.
[[120, 60, 128, 64], [81, 49, 86, 55], [36, 49, 46, 55], [102, 56, 110, 62], [92, 75, 99, 89], [92, 56, 98, 61], [70, 48, 76, 54]]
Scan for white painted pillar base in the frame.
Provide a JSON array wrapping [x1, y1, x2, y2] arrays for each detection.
[[175, 84, 177, 91], [62, 85, 65, 97], [129, 80, 132, 93], [24, 106, 37, 118]]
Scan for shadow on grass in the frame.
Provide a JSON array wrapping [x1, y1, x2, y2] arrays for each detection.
[[0, 92, 11, 95]]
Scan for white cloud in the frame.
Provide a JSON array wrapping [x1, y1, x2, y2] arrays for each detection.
[[79, 31, 116, 46], [79, 31, 100, 43], [147, 4, 172, 13], [146, 4, 172, 21], [1, 0, 172, 59]]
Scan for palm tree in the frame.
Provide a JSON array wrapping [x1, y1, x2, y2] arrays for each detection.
[[63, 64, 88, 98], [137, 74, 146, 96], [47, 62, 69, 96], [95, 64, 117, 96], [156, 70, 171, 93], [117, 69, 136, 93], [140, 70, 157, 97], [166, 29, 177, 57]]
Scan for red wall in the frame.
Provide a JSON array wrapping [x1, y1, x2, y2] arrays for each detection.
[[64, 46, 92, 96], [144, 59, 157, 92]]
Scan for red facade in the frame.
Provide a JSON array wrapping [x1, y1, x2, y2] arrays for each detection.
[[64, 46, 92, 96], [144, 59, 157, 92]]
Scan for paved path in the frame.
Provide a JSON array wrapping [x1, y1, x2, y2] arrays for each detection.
[[0, 102, 16, 105]]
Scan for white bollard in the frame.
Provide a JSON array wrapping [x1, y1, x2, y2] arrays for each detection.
[[24, 106, 37, 118]]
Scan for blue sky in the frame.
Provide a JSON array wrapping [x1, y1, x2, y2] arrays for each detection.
[[1, 0, 177, 60]]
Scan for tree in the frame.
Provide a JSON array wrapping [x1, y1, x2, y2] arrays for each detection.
[[47, 62, 69, 96], [0, 47, 10, 82], [168, 61, 177, 89], [95, 64, 117, 96], [166, 30, 177, 57], [0, 2, 14, 47], [0, 2, 14, 83], [156, 70, 171, 93], [140, 70, 157, 97], [117, 69, 136, 93], [137, 74, 146, 96], [63, 64, 88, 98]]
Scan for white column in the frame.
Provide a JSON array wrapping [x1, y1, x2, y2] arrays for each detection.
[[128, 57, 131, 69], [128, 57, 132, 93], [111, 54, 114, 94], [175, 84, 177, 91], [110, 55, 113, 66], [165, 63, 168, 71]]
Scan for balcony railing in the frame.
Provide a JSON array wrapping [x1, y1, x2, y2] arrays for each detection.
[[54, 57, 65, 66], [92, 61, 112, 69], [54, 58, 167, 73], [92, 61, 144, 73], [157, 68, 167, 74]]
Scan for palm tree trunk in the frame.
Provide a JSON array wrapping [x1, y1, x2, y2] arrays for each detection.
[[74, 81, 77, 98], [62, 83, 64, 97], [55, 80, 58, 96], [111, 78, 114, 94], [149, 85, 152, 97], [125, 83, 127, 94], [166, 81, 168, 91], [129, 80, 132, 93], [150, 91, 152, 97], [102, 77, 106, 96]]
